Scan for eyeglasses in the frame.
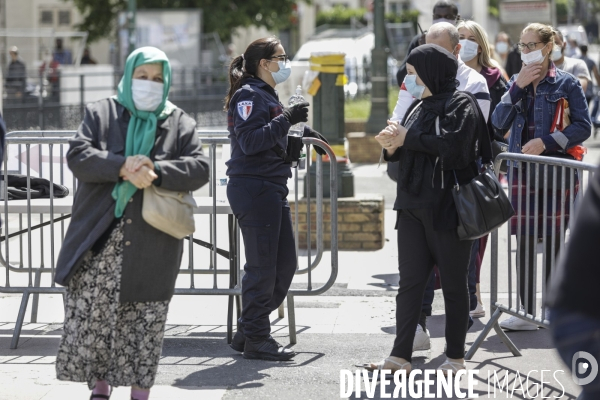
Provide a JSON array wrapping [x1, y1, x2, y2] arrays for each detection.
[[517, 41, 545, 51], [270, 54, 289, 62]]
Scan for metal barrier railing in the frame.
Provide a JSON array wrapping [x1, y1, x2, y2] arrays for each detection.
[[466, 152, 597, 360], [1, 130, 338, 348]]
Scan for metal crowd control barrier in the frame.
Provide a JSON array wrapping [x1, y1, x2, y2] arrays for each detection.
[[0, 130, 338, 348], [466, 152, 597, 360]]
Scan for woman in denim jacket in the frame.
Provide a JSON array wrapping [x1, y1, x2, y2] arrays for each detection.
[[491, 23, 591, 331]]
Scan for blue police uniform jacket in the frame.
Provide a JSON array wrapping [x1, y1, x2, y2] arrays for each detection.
[[226, 77, 293, 184]]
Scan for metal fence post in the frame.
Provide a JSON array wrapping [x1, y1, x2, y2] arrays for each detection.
[[79, 74, 85, 117], [38, 74, 44, 130]]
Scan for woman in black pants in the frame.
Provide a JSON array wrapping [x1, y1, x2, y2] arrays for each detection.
[[365, 44, 485, 374], [224, 37, 317, 361]]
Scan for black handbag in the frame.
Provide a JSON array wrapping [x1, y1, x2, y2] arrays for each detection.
[[452, 166, 515, 240], [527, 153, 575, 190], [434, 115, 515, 241]]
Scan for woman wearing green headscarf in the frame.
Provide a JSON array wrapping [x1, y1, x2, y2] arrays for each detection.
[[54, 47, 209, 400]]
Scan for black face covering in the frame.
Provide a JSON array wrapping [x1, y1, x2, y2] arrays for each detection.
[[406, 43, 458, 96]]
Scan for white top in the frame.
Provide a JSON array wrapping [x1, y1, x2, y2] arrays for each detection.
[[391, 57, 491, 124]]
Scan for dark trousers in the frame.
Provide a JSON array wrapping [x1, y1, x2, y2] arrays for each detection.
[[227, 177, 297, 338], [421, 238, 479, 315], [467, 239, 480, 310], [518, 235, 560, 315], [392, 209, 473, 361]]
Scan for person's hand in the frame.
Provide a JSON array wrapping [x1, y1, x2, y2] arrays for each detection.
[[121, 165, 158, 189], [515, 62, 543, 89], [522, 138, 545, 155], [304, 127, 329, 156], [282, 102, 309, 125], [124, 155, 154, 173], [381, 120, 400, 136], [376, 123, 407, 153]]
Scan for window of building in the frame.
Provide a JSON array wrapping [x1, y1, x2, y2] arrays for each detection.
[[58, 10, 71, 25], [388, 0, 411, 14], [40, 10, 53, 25]]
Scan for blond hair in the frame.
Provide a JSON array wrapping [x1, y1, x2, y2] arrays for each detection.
[[522, 22, 556, 44], [456, 20, 495, 69]]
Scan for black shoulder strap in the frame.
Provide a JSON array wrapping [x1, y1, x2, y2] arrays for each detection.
[[445, 92, 493, 164]]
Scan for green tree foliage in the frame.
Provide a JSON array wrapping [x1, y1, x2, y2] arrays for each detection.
[[316, 5, 419, 32], [488, 0, 499, 18], [556, 0, 568, 24], [70, 0, 302, 43], [385, 9, 420, 33], [315, 5, 368, 26]]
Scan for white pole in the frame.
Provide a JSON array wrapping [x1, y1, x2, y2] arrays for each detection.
[[472, 0, 488, 33]]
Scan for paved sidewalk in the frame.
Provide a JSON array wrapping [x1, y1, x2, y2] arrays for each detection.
[[0, 207, 583, 399], [1, 139, 599, 399]]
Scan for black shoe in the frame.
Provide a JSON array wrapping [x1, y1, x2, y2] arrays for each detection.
[[243, 336, 296, 361], [230, 329, 245, 352]]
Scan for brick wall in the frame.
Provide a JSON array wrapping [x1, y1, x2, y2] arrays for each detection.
[[347, 132, 384, 164], [289, 195, 384, 250], [345, 119, 367, 134]]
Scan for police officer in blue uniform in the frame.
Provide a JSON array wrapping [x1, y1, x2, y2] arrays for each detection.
[[224, 37, 317, 361]]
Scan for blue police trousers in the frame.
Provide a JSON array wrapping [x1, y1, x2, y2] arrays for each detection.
[[227, 177, 297, 338]]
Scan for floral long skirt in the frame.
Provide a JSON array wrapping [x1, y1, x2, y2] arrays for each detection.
[[56, 220, 170, 389]]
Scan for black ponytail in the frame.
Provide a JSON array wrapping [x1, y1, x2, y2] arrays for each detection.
[[223, 36, 281, 111]]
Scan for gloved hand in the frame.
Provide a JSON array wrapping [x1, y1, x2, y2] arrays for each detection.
[[282, 101, 309, 125], [305, 127, 329, 156]]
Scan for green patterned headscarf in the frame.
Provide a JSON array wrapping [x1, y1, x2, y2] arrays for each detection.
[[112, 46, 176, 217]]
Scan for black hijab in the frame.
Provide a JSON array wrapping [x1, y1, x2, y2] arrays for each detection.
[[406, 43, 458, 99], [398, 44, 459, 196]]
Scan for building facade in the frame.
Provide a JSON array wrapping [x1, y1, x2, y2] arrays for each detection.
[[1, 0, 111, 71]]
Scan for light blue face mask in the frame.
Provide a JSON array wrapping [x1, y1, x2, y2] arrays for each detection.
[[271, 60, 291, 85], [404, 75, 426, 99]]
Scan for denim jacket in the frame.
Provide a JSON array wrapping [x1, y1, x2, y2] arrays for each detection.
[[491, 64, 591, 159]]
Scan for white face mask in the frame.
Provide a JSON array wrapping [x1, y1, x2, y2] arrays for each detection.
[[495, 41, 509, 55], [131, 79, 164, 112], [459, 39, 479, 62], [551, 46, 564, 62], [521, 46, 547, 66]]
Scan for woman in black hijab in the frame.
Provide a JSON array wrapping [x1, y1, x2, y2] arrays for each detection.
[[366, 44, 487, 375]]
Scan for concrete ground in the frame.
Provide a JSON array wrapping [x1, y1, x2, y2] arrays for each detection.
[[1, 136, 599, 399]]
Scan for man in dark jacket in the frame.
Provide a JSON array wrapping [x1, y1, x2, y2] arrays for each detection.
[[505, 44, 522, 78], [395, 1, 460, 86], [6, 46, 27, 99]]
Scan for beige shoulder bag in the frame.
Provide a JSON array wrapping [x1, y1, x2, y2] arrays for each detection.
[[142, 185, 197, 239]]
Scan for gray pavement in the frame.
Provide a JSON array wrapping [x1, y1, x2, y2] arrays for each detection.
[[1, 136, 599, 399]]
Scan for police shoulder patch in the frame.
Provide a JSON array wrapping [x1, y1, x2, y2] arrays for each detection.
[[237, 101, 253, 120]]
